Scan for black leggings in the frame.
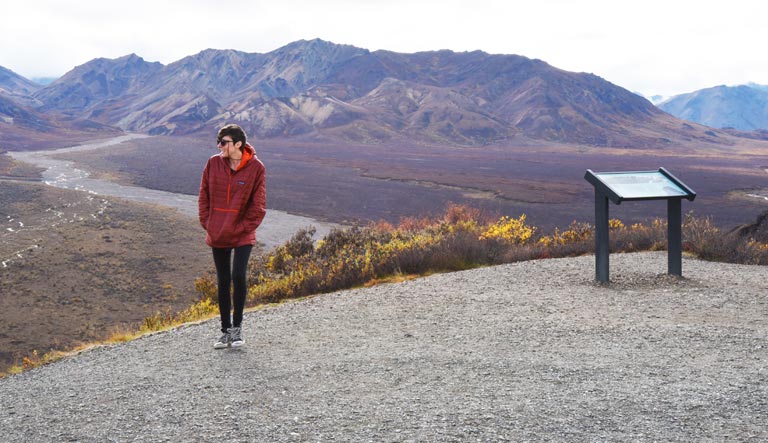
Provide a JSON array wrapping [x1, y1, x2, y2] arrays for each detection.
[[211, 245, 253, 332]]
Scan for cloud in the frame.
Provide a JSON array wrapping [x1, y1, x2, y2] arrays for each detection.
[[1, 0, 767, 96]]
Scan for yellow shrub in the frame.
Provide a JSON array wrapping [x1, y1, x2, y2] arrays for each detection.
[[266, 250, 293, 273], [479, 215, 535, 244], [609, 219, 625, 229], [445, 219, 479, 234], [747, 240, 768, 252], [538, 221, 593, 246]]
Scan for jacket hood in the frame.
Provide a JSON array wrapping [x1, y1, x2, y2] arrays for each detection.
[[231, 143, 255, 172]]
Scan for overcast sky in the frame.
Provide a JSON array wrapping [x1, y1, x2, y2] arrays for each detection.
[[2, 0, 765, 97]]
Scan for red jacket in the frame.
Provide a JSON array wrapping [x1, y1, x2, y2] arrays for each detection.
[[198, 144, 266, 248]]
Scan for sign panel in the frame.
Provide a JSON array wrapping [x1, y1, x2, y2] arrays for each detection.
[[584, 167, 696, 204], [593, 171, 688, 199]]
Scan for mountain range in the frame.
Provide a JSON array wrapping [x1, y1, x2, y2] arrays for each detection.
[[0, 39, 750, 149], [658, 84, 768, 132]]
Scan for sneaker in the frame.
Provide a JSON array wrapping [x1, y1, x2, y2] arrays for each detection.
[[229, 327, 244, 347], [214, 331, 231, 349]]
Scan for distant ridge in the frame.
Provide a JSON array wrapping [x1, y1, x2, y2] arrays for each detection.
[[0, 39, 741, 148], [658, 84, 768, 131]]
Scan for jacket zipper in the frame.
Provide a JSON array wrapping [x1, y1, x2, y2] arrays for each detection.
[[227, 168, 232, 205], [214, 159, 239, 213]]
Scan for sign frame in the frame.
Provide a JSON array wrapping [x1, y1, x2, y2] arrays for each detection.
[[584, 167, 696, 282]]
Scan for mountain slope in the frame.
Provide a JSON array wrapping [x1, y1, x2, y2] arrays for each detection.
[[0, 66, 41, 96], [0, 66, 42, 107], [659, 85, 768, 131], [0, 93, 120, 150], [33, 54, 163, 112], [0, 94, 50, 130]]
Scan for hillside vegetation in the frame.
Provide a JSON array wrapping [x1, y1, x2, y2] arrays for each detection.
[[240, 205, 767, 303]]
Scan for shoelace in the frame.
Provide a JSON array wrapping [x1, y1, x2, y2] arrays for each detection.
[[229, 327, 242, 342]]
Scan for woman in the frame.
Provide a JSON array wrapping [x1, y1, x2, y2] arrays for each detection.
[[198, 124, 266, 349]]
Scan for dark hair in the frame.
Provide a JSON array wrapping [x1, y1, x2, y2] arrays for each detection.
[[217, 124, 247, 150]]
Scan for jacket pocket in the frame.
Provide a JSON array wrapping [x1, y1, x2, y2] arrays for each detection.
[[207, 208, 239, 245]]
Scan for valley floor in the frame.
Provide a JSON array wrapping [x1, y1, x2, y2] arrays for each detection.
[[56, 135, 768, 231], [0, 180, 211, 373]]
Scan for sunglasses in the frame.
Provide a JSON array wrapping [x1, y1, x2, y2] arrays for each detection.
[[217, 139, 235, 146]]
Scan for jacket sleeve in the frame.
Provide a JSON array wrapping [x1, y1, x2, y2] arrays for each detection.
[[238, 163, 267, 234], [198, 160, 211, 230]]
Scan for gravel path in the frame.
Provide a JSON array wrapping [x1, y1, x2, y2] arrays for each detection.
[[1, 252, 766, 442]]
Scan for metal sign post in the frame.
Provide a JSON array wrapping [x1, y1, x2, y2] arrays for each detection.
[[668, 198, 682, 276], [584, 168, 696, 283], [595, 190, 610, 282]]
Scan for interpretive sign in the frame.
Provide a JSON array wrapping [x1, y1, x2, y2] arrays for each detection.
[[584, 167, 696, 282]]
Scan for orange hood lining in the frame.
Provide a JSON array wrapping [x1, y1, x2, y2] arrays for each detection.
[[235, 144, 255, 172]]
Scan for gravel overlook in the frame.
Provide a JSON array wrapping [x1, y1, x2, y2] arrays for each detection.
[[1, 252, 766, 442]]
